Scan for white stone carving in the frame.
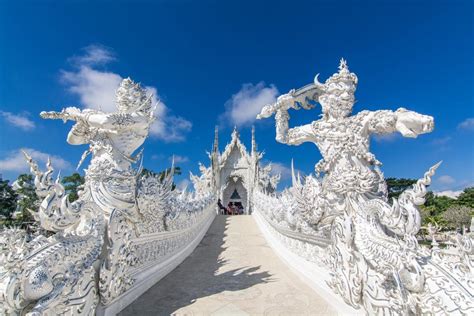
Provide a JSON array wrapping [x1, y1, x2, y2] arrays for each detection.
[[0, 154, 103, 315], [209, 126, 279, 214], [190, 163, 213, 198], [1, 64, 472, 316], [255, 59, 473, 315], [0, 78, 215, 315]]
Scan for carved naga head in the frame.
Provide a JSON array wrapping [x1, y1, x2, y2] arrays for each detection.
[[314, 58, 358, 119], [116, 77, 153, 114]]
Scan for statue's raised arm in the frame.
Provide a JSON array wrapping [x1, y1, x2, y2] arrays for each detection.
[[257, 58, 434, 163], [42, 78, 156, 170], [42, 78, 155, 137]]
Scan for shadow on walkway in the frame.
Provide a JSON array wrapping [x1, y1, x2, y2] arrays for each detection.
[[119, 215, 273, 315]]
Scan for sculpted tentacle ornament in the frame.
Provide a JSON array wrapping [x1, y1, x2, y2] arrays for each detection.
[[0, 153, 103, 315]]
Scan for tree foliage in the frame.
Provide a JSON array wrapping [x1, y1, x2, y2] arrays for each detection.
[[13, 174, 38, 223], [442, 205, 472, 230], [423, 192, 456, 216], [385, 178, 417, 200], [61, 173, 85, 202], [141, 166, 181, 179], [386, 178, 474, 231], [456, 187, 474, 208], [0, 178, 18, 220]]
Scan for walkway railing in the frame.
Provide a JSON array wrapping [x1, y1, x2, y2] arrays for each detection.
[[98, 192, 216, 315], [252, 190, 359, 315], [252, 174, 474, 315]]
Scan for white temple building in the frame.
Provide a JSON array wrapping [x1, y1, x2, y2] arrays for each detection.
[[207, 126, 280, 214]]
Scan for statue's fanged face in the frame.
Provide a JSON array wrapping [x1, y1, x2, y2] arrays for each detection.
[[314, 59, 358, 119], [319, 81, 356, 119]]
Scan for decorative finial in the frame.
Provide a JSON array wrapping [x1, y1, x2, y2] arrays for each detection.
[[251, 125, 257, 153], [339, 58, 348, 72], [213, 125, 219, 153], [232, 126, 239, 140]]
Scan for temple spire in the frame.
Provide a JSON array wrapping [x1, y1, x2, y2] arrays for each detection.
[[251, 125, 257, 154], [212, 125, 219, 154], [231, 126, 239, 141]]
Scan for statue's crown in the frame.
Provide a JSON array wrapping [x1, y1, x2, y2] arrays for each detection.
[[314, 58, 358, 89], [116, 78, 152, 112]]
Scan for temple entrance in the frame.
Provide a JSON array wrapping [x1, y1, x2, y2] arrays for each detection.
[[210, 127, 278, 215], [222, 176, 247, 215]]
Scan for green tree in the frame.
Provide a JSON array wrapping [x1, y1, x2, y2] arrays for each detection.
[[0, 179, 18, 220], [455, 187, 474, 208], [61, 173, 85, 202], [385, 178, 417, 201], [442, 205, 472, 230], [13, 174, 38, 223], [423, 192, 456, 216]]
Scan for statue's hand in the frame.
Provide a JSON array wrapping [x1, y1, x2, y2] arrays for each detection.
[[64, 106, 82, 117], [256, 104, 276, 119], [256, 90, 296, 119], [276, 91, 296, 109], [395, 108, 434, 138]]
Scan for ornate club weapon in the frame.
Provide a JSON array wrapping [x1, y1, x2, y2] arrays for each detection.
[[40, 107, 86, 123], [257, 82, 322, 119]]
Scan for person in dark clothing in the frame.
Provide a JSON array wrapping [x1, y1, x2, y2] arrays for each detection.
[[217, 199, 226, 215]]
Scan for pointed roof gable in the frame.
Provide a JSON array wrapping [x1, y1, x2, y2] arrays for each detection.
[[219, 127, 251, 167]]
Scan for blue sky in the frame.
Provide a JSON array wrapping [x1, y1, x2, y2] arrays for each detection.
[[0, 0, 473, 193]]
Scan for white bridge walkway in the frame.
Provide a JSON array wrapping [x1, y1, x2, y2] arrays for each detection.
[[120, 215, 336, 315]]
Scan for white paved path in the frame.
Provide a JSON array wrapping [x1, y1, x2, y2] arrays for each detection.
[[120, 215, 336, 315]]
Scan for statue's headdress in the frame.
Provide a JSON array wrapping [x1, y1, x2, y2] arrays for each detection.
[[116, 78, 153, 113], [314, 58, 358, 91]]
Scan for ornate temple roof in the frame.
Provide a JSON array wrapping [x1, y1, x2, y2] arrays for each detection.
[[218, 127, 253, 168]]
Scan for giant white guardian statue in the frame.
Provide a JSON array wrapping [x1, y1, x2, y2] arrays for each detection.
[[256, 59, 472, 314]]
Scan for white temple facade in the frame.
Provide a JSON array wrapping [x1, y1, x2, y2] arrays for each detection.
[[209, 126, 279, 214]]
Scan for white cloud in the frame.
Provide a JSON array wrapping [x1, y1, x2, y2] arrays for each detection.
[[0, 111, 35, 131], [372, 133, 398, 143], [0, 148, 71, 173], [434, 190, 462, 199], [60, 45, 191, 142], [170, 155, 189, 163], [437, 175, 455, 185], [69, 44, 116, 66], [268, 161, 304, 180], [431, 136, 451, 146], [151, 154, 164, 160], [458, 117, 474, 131], [270, 162, 292, 180], [150, 115, 192, 143], [222, 82, 279, 126], [177, 178, 191, 191], [61, 66, 122, 112]]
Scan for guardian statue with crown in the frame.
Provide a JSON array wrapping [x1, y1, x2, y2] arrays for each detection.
[[258, 59, 433, 198], [40, 78, 156, 219], [257, 60, 449, 314]]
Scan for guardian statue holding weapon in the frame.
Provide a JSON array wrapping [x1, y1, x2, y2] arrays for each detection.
[[258, 58, 433, 191], [257, 59, 444, 313], [40, 78, 155, 217], [0, 77, 217, 314]]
